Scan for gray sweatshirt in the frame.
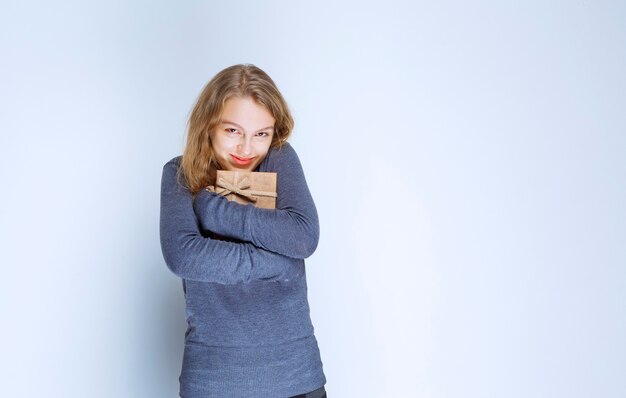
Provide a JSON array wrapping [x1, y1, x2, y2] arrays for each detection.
[[160, 143, 326, 397]]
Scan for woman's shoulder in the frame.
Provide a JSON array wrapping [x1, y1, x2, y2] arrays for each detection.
[[259, 142, 306, 174], [161, 156, 184, 187], [267, 142, 298, 162], [163, 155, 182, 169]]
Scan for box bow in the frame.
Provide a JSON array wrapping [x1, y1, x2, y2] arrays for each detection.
[[208, 173, 277, 205]]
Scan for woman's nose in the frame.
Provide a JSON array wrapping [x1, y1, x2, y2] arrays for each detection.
[[238, 136, 252, 155]]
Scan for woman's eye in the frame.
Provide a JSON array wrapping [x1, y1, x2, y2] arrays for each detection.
[[256, 131, 269, 137], [226, 128, 239, 134]]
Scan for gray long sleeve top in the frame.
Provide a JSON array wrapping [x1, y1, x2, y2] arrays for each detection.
[[160, 143, 326, 397]]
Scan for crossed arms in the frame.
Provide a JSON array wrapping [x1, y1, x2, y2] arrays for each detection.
[[159, 143, 319, 284]]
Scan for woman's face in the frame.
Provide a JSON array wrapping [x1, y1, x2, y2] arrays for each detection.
[[211, 96, 275, 172]]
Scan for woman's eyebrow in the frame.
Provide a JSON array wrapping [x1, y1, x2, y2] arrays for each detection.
[[221, 120, 243, 130], [221, 120, 274, 132]]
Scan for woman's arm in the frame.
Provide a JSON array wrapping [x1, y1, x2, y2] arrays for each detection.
[[192, 143, 320, 259], [160, 158, 304, 284]]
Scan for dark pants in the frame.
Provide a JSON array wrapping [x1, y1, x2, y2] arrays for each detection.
[[290, 385, 326, 398]]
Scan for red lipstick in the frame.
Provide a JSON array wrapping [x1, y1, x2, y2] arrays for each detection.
[[230, 154, 255, 166]]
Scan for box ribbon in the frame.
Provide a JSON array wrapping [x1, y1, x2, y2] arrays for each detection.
[[210, 175, 277, 204]]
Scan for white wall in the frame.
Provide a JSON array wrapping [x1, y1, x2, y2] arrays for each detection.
[[1, 1, 624, 397]]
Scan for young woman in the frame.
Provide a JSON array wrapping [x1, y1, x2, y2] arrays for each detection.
[[160, 64, 327, 397]]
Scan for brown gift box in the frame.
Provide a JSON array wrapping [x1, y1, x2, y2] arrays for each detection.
[[208, 170, 277, 209]]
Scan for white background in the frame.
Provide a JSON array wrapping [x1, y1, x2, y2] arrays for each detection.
[[1, 1, 625, 397]]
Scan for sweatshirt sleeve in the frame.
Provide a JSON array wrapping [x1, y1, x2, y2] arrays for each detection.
[[192, 143, 320, 259], [159, 157, 304, 284]]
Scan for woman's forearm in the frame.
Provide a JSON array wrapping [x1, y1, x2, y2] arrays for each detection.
[[193, 143, 320, 259], [160, 159, 304, 284]]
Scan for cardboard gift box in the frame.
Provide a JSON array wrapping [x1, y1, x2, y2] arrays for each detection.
[[207, 170, 277, 209]]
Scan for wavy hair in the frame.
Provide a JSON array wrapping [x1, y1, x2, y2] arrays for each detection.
[[180, 64, 294, 194]]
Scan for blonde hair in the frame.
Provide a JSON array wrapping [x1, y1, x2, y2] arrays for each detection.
[[180, 64, 294, 194]]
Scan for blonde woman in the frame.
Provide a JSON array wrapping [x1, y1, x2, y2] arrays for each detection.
[[160, 64, 327, 397]]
